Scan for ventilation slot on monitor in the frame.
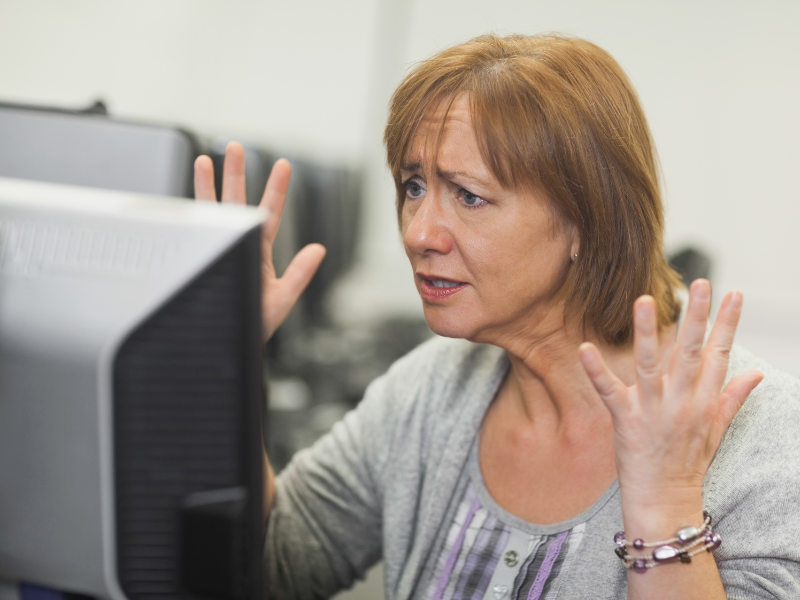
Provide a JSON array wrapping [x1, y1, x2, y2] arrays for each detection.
[[113, 230, 263, 600]]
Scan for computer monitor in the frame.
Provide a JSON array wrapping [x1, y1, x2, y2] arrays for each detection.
[[0, 177, 266, 600], [0, 102, 197, 198]]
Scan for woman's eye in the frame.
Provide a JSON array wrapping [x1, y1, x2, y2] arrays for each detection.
[[461, 189, 486, 208], [403, 179, 426, 199]]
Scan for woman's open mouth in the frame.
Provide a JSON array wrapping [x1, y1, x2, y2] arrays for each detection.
[[418, 275, 468, 300]]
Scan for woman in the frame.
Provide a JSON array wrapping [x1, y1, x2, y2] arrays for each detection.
[[195, 35, 800, 599]]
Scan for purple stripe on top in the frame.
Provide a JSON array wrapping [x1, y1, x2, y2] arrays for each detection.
[[453, 512, 496, 596], [431, 497, 482, 600], [526, 530, 569, 600], [462, 518, 509, 600]]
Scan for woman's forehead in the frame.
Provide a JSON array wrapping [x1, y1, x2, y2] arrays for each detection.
[[403, 98, 483, 172], [418, 94, 472, 140], [402, 137, 491, 187]]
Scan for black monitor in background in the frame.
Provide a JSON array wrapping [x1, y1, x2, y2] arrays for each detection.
[[0, 177, 265, 600]]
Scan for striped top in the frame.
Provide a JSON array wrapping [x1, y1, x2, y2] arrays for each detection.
[[422, 437, 608, 600]]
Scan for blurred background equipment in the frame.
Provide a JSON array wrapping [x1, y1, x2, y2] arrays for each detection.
[[206, 139, 362, 325], [669, 247, 712, 285], [0, 101, 198, 197]]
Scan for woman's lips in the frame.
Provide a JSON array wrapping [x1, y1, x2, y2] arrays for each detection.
[[418, 276, 468, 300]]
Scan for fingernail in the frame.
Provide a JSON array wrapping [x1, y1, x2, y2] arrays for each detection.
[[636, 298, 655, 319], [579, 341, 594, 355], [730, 290, 742, 309], [693, 279, 710, 300]]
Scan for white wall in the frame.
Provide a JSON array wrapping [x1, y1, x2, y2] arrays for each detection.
[[0, 0, 378, 161], [2, 0, 800, 374]]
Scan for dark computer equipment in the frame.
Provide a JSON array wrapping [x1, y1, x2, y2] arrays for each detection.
[[668, 246, 712, 285]]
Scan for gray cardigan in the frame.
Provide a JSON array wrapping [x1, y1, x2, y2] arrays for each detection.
[[265, 337, 800, 599]]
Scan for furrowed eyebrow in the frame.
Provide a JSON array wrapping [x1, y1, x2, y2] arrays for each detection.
[[437, 169, 489, 187], [399, 164, 491, 189], [400, 162, 422, 173]]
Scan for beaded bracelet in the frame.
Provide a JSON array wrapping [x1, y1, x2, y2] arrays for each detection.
[[613, 511, 722, 573]]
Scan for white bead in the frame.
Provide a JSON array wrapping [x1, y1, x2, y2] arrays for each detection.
[[677, 526, 699, 544]]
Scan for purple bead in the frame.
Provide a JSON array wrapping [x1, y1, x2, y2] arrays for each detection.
[[614, 531, 626, 548], [633, 559, 648, 573], [652, 545, 679, 562], [705, 533, 722, 551], [633, 538, 645, 550]]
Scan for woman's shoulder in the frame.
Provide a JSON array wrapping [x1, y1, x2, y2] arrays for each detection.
[[726, 343, 800, 431], [707, 342, 800, 509], [385, 335, 506, 382], [704, 345, 800, 585], [350, 337, 507, 456], [373, 335, 508, 413]]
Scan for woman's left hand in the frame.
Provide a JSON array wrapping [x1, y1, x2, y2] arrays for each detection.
[[578, 279, 763, 529]]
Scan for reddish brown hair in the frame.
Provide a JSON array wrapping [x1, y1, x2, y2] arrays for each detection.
[[384, 34, 681, 345]]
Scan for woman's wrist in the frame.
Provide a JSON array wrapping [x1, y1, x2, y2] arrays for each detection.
[[619, 485, 705, 542]]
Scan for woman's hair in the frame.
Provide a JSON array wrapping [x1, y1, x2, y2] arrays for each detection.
[[384, 34, 682, 345]]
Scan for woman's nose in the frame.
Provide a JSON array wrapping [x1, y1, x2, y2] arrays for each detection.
[[402, 193, 453, 256]]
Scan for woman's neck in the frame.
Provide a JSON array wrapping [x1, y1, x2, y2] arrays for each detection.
[[473, 306, 677, 430], [496, 318, 649, 431], [507, 335, 611, 427], [476, 319, 633, 523]]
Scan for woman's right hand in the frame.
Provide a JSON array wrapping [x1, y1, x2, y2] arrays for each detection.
[[195, 142, 324, 516], [194, 141, 326, 341]]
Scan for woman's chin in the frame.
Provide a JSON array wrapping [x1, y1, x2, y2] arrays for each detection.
[[422, 310, 477, 340]]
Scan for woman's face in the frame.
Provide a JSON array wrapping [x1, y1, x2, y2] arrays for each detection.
[[401, 95, 578, 345]]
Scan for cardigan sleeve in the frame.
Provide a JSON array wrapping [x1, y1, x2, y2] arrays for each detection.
[[263, 364, 406, 599]]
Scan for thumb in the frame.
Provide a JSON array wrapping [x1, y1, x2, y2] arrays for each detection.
[[579, 342, 631, 418], [716, 370, 764, 435], [263, 243, 326, 340]]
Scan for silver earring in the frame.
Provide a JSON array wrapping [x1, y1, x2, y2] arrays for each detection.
[[573, 252, 578, 259]]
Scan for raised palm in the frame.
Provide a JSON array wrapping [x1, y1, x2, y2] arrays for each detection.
[[194, 142, 326, 340]]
